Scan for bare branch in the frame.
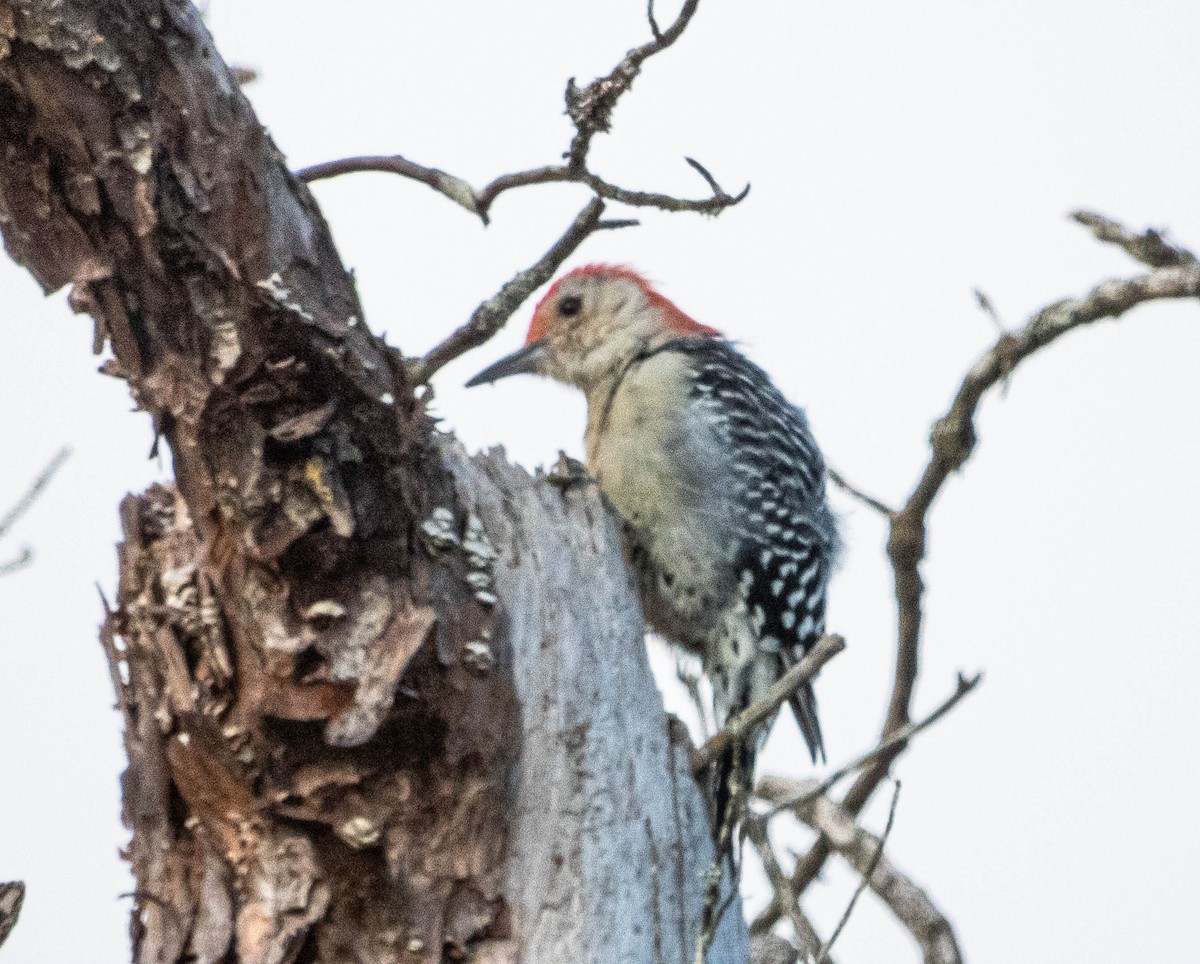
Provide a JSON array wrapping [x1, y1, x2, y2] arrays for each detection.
[[761, 220, 1200, 924], [1071, 210, 1198, 268], [750, 934, 803, 964], [757, 777, 963, 964], [0, 446, 70, 575], [972, 288, 1006, 334], [751, 672, 978, 936], [693, 634, 846, 773], [816, 780, 900, 964], [410, 198, 631, 382], [0, 446, 70, 542], [757, 672, 980, 823], [0, 546, 33, 578], [683, 156, 752, 208], [647, 0, 664, 42], [575, 164, 749, 216], [300, 3, 742, 382], [301, 1, 747, 225], [302, 154, 748, 224], [693, 640, 849, 955], [565, 0, 700, 168], [0, 881, 24, 951], [297, 154, 481, 217], [827, 468, 894, 518], [744, 821, 829, 964]]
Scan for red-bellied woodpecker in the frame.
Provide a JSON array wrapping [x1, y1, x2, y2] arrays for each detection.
[[467, 264, 837, 819]]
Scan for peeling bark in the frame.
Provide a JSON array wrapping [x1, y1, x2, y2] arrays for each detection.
[[0, 2, 744, 961]]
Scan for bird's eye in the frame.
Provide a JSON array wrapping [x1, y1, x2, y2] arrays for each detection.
[[558, 295, 583, 317]]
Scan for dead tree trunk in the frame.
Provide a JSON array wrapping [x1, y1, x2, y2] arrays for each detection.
[[0, 2, 747, 961]]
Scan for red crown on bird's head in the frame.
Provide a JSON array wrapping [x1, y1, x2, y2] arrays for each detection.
[[525, 264, 722, 345]]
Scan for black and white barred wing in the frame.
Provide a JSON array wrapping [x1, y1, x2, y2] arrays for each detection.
[[687, 339, 837, 762]]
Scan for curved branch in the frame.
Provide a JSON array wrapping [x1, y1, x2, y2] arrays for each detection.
[[744, 822, 830, 964], [758, 220, 1200, 926], [300, 154, 749, 224], [296, 154, 480, 216], [1071, 210, 1197, 268], [300, 0, 748, 226], [563, 0, 699, 168], [757, 777, 963, 964], [476, 161, 749, 220], [816, 780, 901, 964]]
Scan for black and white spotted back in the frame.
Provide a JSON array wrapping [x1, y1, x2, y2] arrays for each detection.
[[677, 337, 838, 761]]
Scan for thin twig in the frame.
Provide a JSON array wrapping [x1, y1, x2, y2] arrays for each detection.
[[297, 155, 480, 217], [409, 198, 627, 383], [302, 153, 747, 224], [757, 776, 964, 964], [0, 547, 33, 577], [827, 468, 894, 518], [473, 162, 747, 219], [647, 0, 663, 41], [564, 0, 701, 169], [1071, 210, 1198, 268], [745, 820, 829, 963], [972, 288, 1006, 334], [972, 289, 1015, 395], [300, 0, 747, 225], [816, 780, 900, 963], [757, 671, 979, 823], [755, 221, 1200, 931], [692, 634, 846, 774], [305, 2, 745, 380], [0, 446, 70, 541], [0, 446, 70, 576]]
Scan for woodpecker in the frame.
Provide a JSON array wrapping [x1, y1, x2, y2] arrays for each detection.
[[467, 265, 837, 812]]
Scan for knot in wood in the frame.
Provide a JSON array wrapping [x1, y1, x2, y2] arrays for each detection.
[[886, 516, 925, 568], [929, 414, 975, 472]]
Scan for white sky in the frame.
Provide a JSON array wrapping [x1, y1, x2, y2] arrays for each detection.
[[1, 2, 1198, 962]]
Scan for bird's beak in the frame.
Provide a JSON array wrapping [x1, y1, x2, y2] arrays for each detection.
[[465, 339, 548, 387]]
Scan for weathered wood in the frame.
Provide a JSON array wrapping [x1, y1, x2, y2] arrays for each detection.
[[0, 2, 745, 961], [448, 444, 747, 962]]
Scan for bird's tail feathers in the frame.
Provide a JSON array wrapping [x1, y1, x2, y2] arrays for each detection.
[[789, 681, 826, 765]]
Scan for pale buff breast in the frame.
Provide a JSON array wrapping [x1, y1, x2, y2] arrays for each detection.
[[583, 350, 738, 647]]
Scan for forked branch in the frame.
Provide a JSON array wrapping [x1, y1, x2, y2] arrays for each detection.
[[756, 213, 1200, 930], [299, 0, 747, 226], [309, 1, 746, 385], [757, 777, 962, 964]]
